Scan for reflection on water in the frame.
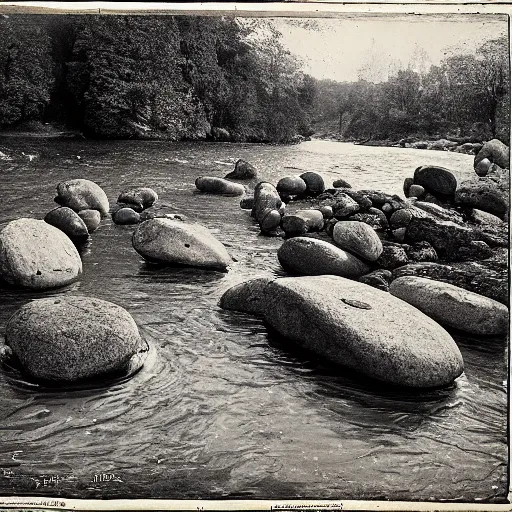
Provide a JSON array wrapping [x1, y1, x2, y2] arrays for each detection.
[[0, 138, 507, 502]]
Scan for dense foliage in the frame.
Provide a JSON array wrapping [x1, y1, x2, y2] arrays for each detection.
[[0, 15, 508, 143], [0, 15, 315, 142], [313, 36, 510, 143]]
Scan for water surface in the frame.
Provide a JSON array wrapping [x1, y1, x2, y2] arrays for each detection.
[[0, 139, 507, 502]]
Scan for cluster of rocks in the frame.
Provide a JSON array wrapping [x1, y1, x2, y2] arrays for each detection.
[[0, 170, 245, 384], [398, 138, 483, 154], [219, 141, 509, 388]]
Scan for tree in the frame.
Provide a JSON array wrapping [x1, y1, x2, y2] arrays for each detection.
[[0, 16, 54, 128]]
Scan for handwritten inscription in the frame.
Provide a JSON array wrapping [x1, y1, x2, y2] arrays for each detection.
[[91, 473, 123, 484]]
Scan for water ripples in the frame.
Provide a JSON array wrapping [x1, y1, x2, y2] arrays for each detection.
[[0, 138, 507, 501]]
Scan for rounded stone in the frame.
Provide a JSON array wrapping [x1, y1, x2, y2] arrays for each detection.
[[276, 176, 307, 196], [390, 209, 413, 229], [332, 221, 383, 261], [263, 276, 464, 388], [475, 158, 492, 177], [78, 209, 101, 233], [225, 159, 258, 180], [377, 245, 409, 270], [319, 205, 333, 219], [413, 166, 458, 196], [219, 277, 272, 315], [333, 179, 352, 189], [195, 176, 245, 196], [117, 187, 158, 210], [277, 237, 370, 278], [299, 171, 325, 195], [408, 184, 425, 198], [55, 179, 109, 216], [132, 218, 232, 270], [0, 218, 82, 289], [281, 209, 324, 236], [44, 207, 89, 241], [390, 276, 509, 335], [5, 296, 146, 382], [113, 207, 140, 225], [260, 209, 282, 232], [403, 177, 414, 197]]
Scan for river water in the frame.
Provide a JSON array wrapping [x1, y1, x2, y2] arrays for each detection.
[[0, 138, 507, 503]]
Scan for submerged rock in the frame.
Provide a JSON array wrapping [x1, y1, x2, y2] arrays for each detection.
[[195, 176, 245, 196], [219, 277, 272, 315], [5, 296, 147, 381], [277, 237, 370, 278], [390, 276, 508, 335], [117, 187, 158, 210], [132, 218, 232, 270], [0, 218, 82, 289], [55, 179, 109, 216], [225, 159, 257, 180], [113, 207, 140, 225], [78, 209, 101, 233], [44, 207, 89, 241], [221, 275, 464, 388]]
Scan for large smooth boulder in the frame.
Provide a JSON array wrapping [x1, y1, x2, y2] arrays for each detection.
[[0, 218, 82, 289], [44, 207, 89, 241], [55, 179, 109, 216], [277, 237, 370, 278], [281, 209, 324, 236], [276, 176, 307, 196], [299, 171, 325, 195], [113, 207, 140, 225], [413, 166, 457, 197], [117, 187, 158, 211], [332, 221, 383, 261], [5, 296, 147, 381], [390, 276, 508, 335], [132, 218, 232, 270], [195, 176, 245, 196], [474, 139, 509, 170], [225, 159, 257, 180], [226, 276, 464, 388]]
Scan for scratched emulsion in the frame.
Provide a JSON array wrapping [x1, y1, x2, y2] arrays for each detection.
[[0, 139, 507, 502]]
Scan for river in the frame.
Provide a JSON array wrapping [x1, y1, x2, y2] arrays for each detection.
[[0, 138, 507, 503]]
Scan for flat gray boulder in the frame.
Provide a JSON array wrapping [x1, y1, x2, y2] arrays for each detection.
[[220, 275, 464, 388], [5, 296, 147, 381], [0, 218, 82, 289], [389, 276, 508, 335], [132, 218, 232, 270]]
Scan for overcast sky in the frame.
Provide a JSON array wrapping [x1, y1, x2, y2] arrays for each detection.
[[270, 15, 508, 83]]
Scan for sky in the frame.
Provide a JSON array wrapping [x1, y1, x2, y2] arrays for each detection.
[[269, 15, 508, 83]]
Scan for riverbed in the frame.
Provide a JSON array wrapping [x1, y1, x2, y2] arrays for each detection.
[[0, 138, 507, 502]]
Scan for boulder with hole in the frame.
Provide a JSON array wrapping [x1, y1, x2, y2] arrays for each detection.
[[0, 218, 82, 289], [132, 218, 232, 270]]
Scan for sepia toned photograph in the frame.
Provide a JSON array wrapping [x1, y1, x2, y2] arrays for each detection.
[[0, 3, 509, 508]]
